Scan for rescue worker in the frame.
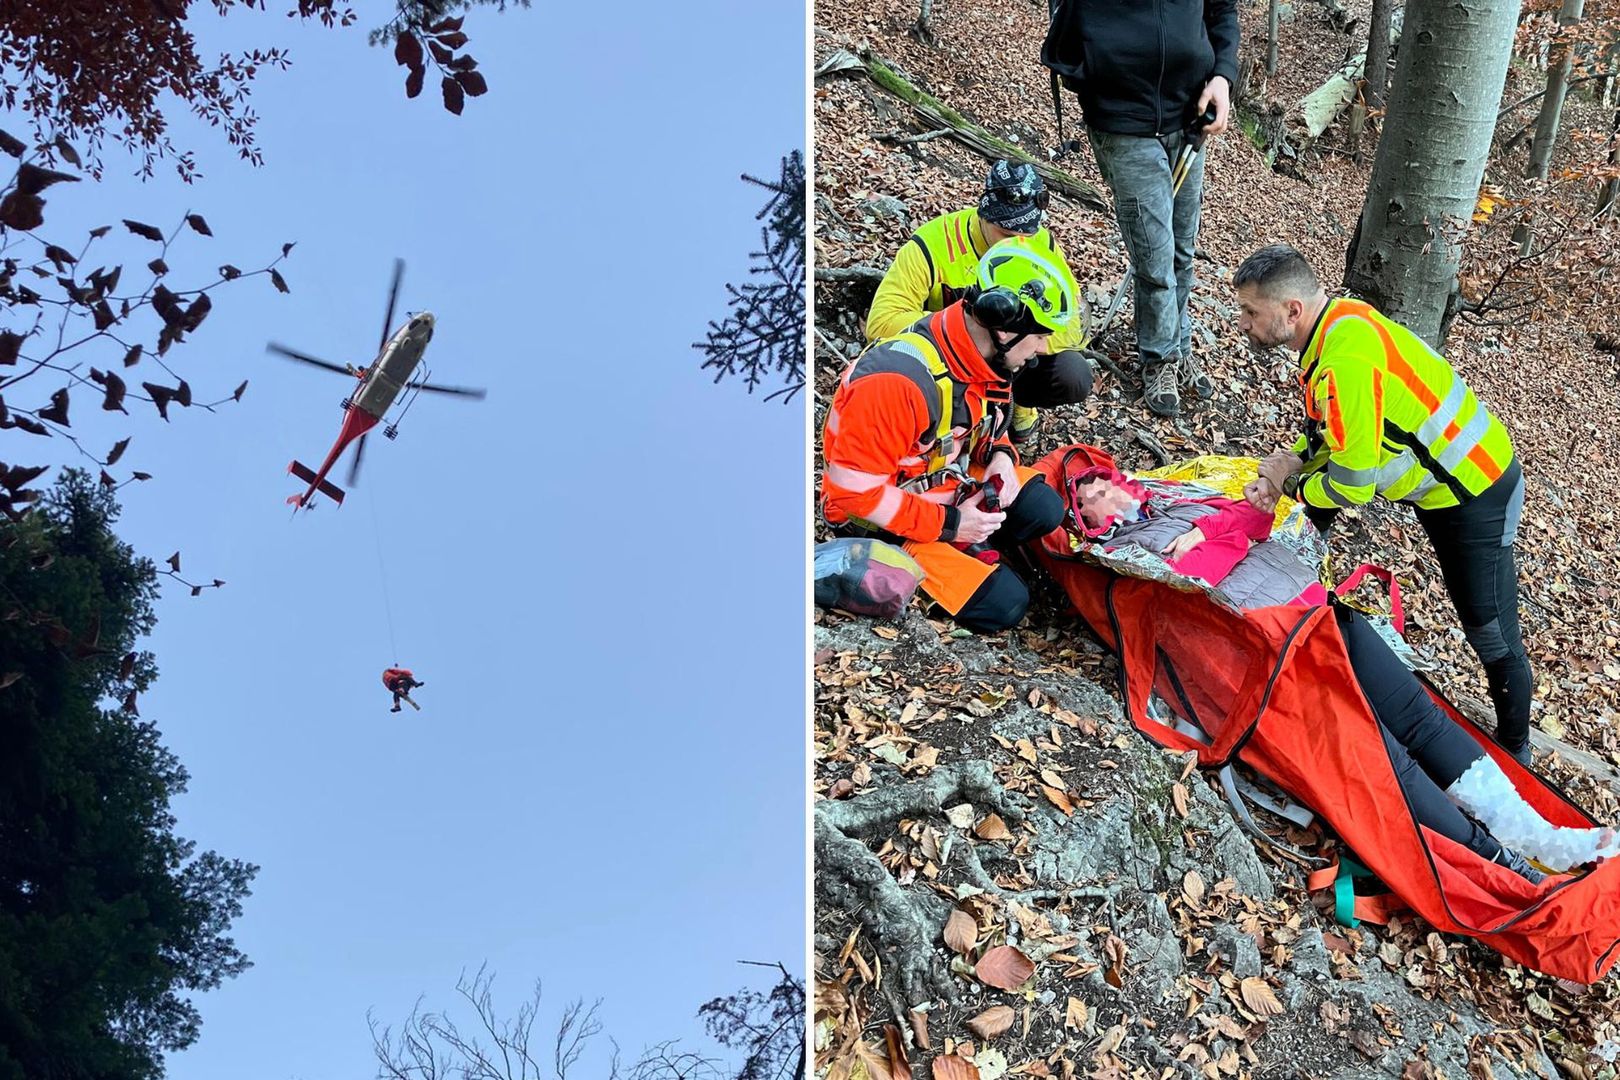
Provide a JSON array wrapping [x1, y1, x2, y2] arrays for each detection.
[[1232, 244, 1533, 764], [865, 160, 1093, 444], [382, 667, 424, 713], [823, 238, 1076, 633]]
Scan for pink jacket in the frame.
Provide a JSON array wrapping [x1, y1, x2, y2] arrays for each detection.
[[1068, 467, 1329, 608]]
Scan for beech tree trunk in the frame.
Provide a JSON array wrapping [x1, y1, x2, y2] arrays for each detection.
[[1527, 0, 1584, 178], [1363, 0, 1394, 111], [1598, 108, 1620, 216], [1517, 0, 1584, 254], [1343, 0, 1522, 348]]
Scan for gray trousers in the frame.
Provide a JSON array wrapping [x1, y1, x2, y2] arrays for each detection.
[[1087, 127, 1204, 368]]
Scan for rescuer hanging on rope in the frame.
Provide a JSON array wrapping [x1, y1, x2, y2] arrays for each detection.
[[382, 667, 424, 713]]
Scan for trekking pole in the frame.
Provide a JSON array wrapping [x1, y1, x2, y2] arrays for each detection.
[[1170, 104, 1220, 197]]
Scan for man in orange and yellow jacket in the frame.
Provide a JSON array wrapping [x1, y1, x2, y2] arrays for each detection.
[[1234, 244, 1532, 764], [824, 238, 1078, 632]]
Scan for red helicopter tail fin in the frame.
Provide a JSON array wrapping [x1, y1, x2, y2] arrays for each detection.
[[287, 460, 346, 507]]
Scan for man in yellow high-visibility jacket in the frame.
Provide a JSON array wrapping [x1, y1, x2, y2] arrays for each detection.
[[1233, 244, 1533, 764], [865, 161, 1093, 444]]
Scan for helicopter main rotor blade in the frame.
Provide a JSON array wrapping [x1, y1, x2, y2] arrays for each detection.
[[407, 380, 487, 400], [347, 432, 368, 489], [266, 342, 352, 376], [378, 258, 404, 354]]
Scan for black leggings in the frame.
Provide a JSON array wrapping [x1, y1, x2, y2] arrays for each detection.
[[1336, 606, 1502, 862], [1306, 463, 1531, 756], [1415, 461, 1531, 756], [1011, 350, 1093, 408]]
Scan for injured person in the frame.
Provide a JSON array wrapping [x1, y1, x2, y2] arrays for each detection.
[[1066, 464, 1619, 882]]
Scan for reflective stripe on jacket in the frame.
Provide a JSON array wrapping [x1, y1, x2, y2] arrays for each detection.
[[865, 207, 1087, 353], [822, 304, 1015, 541], [1289, 299, 1514, 512]]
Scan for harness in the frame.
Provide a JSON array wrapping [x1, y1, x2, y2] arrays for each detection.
[[882, 330, 999, 494]]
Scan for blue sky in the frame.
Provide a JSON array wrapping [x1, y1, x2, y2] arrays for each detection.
[[8, 3, 805, 1077]]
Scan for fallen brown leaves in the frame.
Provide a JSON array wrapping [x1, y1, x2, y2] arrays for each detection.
[[965, 1005, 1014, 1040], [943, 909, 977, 955], [974, 946, 1036, 992]]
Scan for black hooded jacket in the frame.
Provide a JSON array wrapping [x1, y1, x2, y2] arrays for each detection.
[[1041, 0, 1240, 137]]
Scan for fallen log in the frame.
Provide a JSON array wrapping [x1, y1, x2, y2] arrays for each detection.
[[1292, 10, 1404, 143], [816, 47, 1109, 212]]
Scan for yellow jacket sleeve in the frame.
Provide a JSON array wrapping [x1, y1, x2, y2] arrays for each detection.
[[1299, 321, 1385, 510], [865, 240, 934, 343]]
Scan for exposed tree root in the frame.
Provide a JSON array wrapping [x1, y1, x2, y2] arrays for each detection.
[[818, 760, 1026, 836], [816, 762, 1028, 1007]]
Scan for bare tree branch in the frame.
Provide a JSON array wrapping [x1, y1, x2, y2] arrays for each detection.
[[370, 963, 806, 1080]]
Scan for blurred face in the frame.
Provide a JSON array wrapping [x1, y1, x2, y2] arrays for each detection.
[[1235, 283, 1301, 350], [1074, 476, 1140, 530]]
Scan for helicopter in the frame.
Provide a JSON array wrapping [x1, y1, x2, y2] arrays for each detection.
[[268, 259, 486, 511]]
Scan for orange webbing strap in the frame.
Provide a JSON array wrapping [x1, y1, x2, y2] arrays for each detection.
[[1307, 856, 1408, 927]]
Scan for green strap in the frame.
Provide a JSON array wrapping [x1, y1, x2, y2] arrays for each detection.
[[1333, 856, 1372, 928]]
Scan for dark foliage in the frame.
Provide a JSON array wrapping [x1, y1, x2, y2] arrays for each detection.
[[695, 152, 806, 403], [0, 142, 287, 533], [0, 0, 526, 181], [0, 471, 257, 1080]]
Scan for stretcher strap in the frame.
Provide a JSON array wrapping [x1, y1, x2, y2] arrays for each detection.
[[1307, 856, 1407, 927], [1334, 563, 1405, 638]]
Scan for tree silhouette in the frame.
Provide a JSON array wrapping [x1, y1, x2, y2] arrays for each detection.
[[695, 152, 806, 403], [698, 962, 804, 1080], [0, 139, 290, 533], [0, 470, 257, 1080]]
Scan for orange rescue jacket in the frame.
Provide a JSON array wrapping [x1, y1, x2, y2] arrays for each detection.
[[821, 304, 1016, 543]]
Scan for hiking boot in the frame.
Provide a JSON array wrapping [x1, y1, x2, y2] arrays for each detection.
[[1178, 348, 1215, 400], [1142, 361, 1180, 418], [1010, 404, 1040, 444], [1494, 845, 1546, 886]]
